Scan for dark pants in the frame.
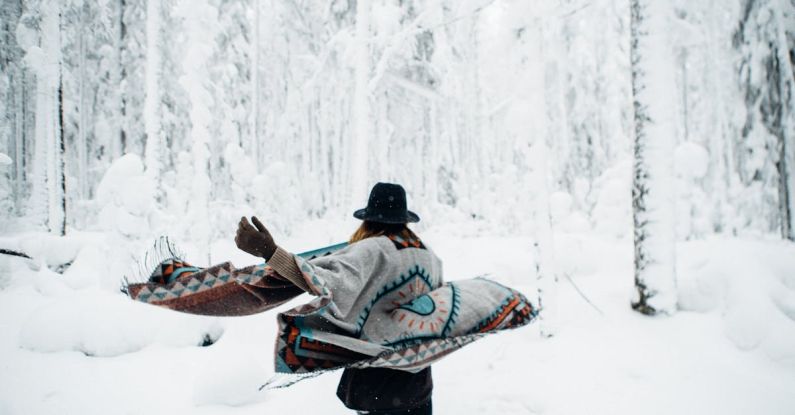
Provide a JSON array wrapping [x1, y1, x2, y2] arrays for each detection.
[[338, 367, 433, 414], [356, 401, 432, 415]]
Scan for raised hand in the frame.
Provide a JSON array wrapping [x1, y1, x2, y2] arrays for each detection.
[[234, 216, 277, 260]]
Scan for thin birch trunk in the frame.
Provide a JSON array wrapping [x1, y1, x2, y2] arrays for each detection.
[[13, 71, 26, 214], [78, 7, 89, 200], [31, 5, 66, 235], [251, 0, 260, 170], [534, 140, 558, 338], [531, 18, 558, 337], [144, 0, 162, 185], [351, 0, 371, 205], [119, 0, 129, 154], [180, 0, 213, 262], [706, 0, 729, 233], [774, 0, 795, 240], [629, 0, 677, 315], [109, 0, 123, 161], [57, 70, 66, 235]]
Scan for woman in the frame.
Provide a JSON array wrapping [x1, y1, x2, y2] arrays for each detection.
[[127, 183, 535, 413], [235, 182, 439, 414]]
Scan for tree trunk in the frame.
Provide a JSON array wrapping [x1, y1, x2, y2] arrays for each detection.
[[57, 69, 66, 236], [13, 70, 26, 214], [534, 137, 558, 337], [77, 5, 89, 200], [251, 0, 261, 170], [530, 18, 558, 337], [31, 5, 66, 235], [706, 0, 730, 233], [144, 0, 162, 184], [629, 0, 677, 315], [119, 0, 129, 155], [180, 0, 213, 262], [350, 0, 371, 206], [774, 0, 795, 240]]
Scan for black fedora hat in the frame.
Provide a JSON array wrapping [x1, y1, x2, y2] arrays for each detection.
[[353, 182, 420, 224]]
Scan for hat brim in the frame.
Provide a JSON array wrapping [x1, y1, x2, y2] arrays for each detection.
[[353, 208, 420, 224]]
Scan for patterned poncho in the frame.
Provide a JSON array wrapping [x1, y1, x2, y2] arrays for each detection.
[[126, 235, 537, 378]]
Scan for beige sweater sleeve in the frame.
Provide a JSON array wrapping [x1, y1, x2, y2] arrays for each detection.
[[267, 246, 313, 294]]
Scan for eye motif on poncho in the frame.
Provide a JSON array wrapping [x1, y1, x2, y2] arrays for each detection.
[[392, 290, 457, 338], [398, 294, 435, 315], [353, 264, 459, 345]]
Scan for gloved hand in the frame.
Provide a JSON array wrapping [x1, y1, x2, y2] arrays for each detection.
[[235, 216, 277, 260]]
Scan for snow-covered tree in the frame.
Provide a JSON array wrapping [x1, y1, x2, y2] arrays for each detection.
[[178, 0, 214, 261], [0, 0, 29, 219], [734, 0, 795, 241], [249, 0, 260, 170], [206, 0, 253, 207], [350, 0, 372, 208], [144, 0, 163, 185], [629, 0, 678, 315], [120, 0, 147, 156], [1, 0, 792, 268], [158, 0, 190, 170], [17, 0, 67, 235]]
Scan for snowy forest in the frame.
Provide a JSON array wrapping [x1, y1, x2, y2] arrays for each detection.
[[1, 0, 795, 413]]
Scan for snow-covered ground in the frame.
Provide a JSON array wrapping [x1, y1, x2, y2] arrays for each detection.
[[1, 227, 794, 414]]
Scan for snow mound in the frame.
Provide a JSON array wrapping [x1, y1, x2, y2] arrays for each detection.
[[677, 238, 795, 361], [95, 154, 145, 205], [193, 353, 268, 407], [591, 159, 632, 238], [674, 141, 709, 179], [0, 152, 11, 166], [18, 288, 223, 357], [17, 233, 82, 268], [60, 243, 108, 289], [0, 253, 37, 289], [94, 154, 155, 237]]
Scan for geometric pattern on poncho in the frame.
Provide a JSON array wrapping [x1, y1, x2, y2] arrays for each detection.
[[273, 275, 537, 375], [354, 283, 536, 371], [125, 240, 539, 383], [350, 334, 486, 371], [466, 279, 537, 334], [388, 234, 426, 250], [124, 243, 347, 316], [274, 313, 370, 373], [125, 261, 304, 317], [147, 259, 201, 285], [129, 261, 235, 303]]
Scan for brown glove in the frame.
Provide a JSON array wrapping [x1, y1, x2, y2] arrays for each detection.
[[235, 216, 277, 260]]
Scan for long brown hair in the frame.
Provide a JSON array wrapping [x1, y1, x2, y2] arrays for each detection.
[[349, 221, 419, 244]]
